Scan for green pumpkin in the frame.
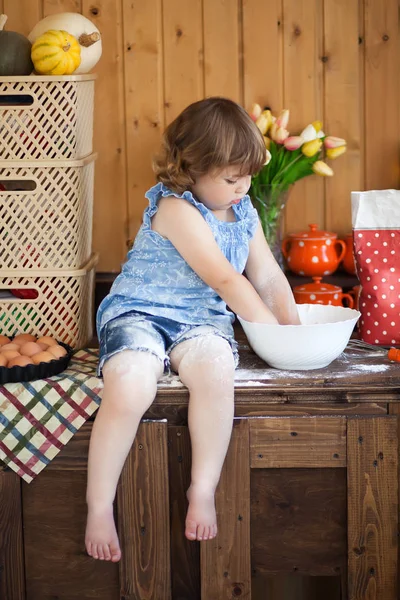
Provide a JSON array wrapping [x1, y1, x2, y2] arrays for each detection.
[[0, 15, 34, 76]]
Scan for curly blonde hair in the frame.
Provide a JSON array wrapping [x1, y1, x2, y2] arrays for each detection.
[[153, 97, 266, 194]]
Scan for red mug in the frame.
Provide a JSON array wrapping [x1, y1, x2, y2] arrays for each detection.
[[293, 277, 354, 308]]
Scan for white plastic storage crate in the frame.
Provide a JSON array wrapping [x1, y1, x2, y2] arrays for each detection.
[[0, 254, 98, 349], [0, 74, 95, 160], [0, 154, 96, 270]]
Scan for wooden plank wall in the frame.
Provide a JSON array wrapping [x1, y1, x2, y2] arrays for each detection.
[[3, 0, 400, 272]]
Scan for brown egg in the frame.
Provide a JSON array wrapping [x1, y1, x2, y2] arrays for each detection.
[[0, 335, 11, 347], [48, 344, 67, 359], [8, 355, 35, 368], [32, 351, 56, 365], [1, 343, 21, 352], [19, 342, 43, 357], [36, 336, 58, 347], [13, 333, 36, 344], [1, 350, 21, 361], [0, 354, 8, 367], [37, 343, 49, 351]]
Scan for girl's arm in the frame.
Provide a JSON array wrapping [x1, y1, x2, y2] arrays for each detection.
[[153, 197, 278, 324], [244, 222, 300, 325]]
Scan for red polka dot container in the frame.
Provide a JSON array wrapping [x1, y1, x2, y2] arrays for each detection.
[[354, 229, 400, 346], [282, 224, 346, 276], [293, 277, 354, 308], [352, 189, 400, 346]]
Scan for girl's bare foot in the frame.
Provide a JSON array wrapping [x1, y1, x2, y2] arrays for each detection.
[[85, 505, 121, 562], [185, 484, 218, 541]]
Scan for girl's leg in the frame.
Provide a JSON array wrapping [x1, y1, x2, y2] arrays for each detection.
[[85, 350, 163, 562], [169, 335, 235, 542]]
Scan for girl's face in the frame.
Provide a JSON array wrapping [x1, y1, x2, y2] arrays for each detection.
[[191, 168, 251, 211]]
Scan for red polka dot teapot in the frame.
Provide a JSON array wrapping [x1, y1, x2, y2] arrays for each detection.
[[293, 277, 354, 308], [282, 223, 347, 276]]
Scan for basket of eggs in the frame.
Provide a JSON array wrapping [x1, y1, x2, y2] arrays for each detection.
[[0, 333, 73, 383]]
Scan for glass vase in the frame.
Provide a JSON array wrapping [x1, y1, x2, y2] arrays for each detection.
[[250, 183, 290, 270]]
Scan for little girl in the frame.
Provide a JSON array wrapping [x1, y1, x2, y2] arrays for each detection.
[[85, 97, 300, 562]]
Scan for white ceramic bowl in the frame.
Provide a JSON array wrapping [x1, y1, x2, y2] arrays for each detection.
[[238, 304, 361, 371]]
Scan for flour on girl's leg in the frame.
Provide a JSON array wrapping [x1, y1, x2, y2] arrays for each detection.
[[85, 350, 163, 562], [170, 335, 236, 542]]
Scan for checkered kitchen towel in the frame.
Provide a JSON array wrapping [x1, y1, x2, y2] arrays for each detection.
[[0, 349, 102, 483]]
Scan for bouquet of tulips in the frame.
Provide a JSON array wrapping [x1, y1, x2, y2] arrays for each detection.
[[249, 103, 347, 265], [250, 103, 346, 183]]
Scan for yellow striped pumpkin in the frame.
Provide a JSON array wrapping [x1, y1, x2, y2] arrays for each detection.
[[31, 29, 81, 75]]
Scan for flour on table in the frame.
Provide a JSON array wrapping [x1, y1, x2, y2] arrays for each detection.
[[235, 368, 309, 381], [348, 363, 389, 373], [235, 380, 270, 386], [158, 374, 184, 387], [156, 354, 392, 388]]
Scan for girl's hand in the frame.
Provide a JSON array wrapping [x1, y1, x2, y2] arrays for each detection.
[[152, 197, 278, 324], [245, 222, 300, 325]]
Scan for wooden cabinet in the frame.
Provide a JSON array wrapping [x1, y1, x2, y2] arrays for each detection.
[[1, 346, 399, 599]]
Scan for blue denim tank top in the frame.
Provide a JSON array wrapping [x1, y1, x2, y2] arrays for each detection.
[[96, 183, 259, 338]]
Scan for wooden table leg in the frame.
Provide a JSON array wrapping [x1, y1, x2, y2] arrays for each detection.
[[201, 419, 251, 600], [347, 416, 398, 600], [0, 469, 25, 600], [118, 420, 171, 600]]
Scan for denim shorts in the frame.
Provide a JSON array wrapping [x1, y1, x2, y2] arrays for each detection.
[[97, 311, 239, 377]]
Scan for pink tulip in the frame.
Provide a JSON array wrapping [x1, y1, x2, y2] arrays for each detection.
[[275, 109, 289, 129], [249, 103, 262, 122], [324, 136, 346, 149], [284, 136, 303, 151], [269, 122, 289, 144]]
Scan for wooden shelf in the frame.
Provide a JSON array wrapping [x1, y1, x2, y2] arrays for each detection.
[[286, 270, 359, 291]]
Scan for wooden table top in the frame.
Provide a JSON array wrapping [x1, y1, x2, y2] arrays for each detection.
[[154, 328, 400, 403]]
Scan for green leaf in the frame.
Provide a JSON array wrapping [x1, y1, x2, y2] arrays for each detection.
[[252, 141, 325, 190]]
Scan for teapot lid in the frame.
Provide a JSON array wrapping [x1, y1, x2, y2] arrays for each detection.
[[293, 276, 342, 293], [288, 223, 337, 240]]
